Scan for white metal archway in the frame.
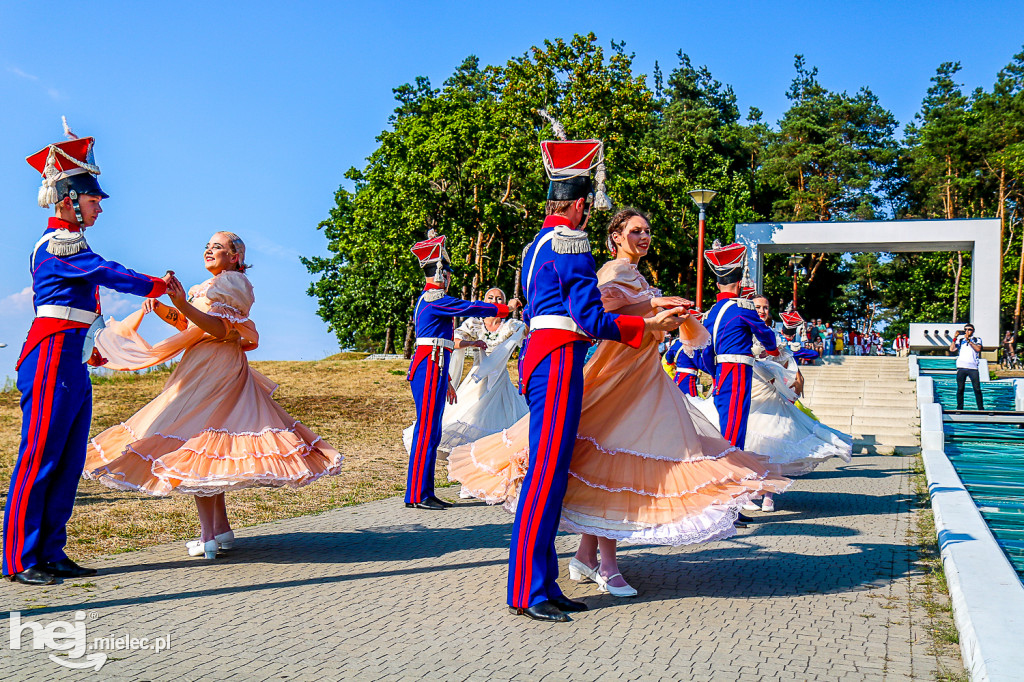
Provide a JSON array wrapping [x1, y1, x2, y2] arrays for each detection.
[[734, 219, 1001, 349]]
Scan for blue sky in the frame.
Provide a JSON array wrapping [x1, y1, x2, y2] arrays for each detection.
[[1, 1, 1022, 361]]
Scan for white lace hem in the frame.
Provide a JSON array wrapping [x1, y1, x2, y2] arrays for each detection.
[[557, 506, 743, 546], [575, 434, 742, 464]]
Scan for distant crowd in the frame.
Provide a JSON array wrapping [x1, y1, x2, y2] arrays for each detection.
[[783, 319, 911, 360]]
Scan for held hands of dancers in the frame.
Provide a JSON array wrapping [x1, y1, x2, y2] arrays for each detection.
[[447, 379, 458, 405], [651, 296, 693, 310], [645, 305, 691, 333], [508, 298, 522, 312]]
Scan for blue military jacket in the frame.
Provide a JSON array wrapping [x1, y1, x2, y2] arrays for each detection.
[[519, 214, 644, 387], [18, 217, 164, 368], [664, 338, 699, 372], [407, 283, 507, 378], [697, 292, 778, 373]]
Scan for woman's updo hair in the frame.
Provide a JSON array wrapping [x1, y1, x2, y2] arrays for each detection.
[[218, 231, 251, 273], [605, 208, 650, 254]]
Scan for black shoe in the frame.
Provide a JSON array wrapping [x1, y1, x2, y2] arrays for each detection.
[[6, 566, 56, 586], [43, 558, 97, 578], [734, 520, 749, 528], [405, 498, 446, 510], [508, 600, 570, 622], [737, 512, 755, 523], [426, 495, 453, 508], [549, 595, 588, 612]]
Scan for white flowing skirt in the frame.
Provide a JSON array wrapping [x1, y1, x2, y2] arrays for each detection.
[[403, 329, 528, 455], [688, 360, 853, 476]]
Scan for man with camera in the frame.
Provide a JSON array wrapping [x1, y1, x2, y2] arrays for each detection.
[[948, 324, 985, 410]]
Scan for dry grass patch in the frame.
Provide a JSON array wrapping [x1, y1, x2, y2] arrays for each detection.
[[0, 355, 430, 560]]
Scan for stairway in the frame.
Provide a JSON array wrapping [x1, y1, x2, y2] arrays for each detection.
[[798, 356, 919, 454]]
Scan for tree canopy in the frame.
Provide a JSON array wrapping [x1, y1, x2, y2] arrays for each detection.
[[304, 34, 1024, 351]]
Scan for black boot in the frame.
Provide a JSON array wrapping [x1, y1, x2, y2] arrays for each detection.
[[6, 566, 56, 586], [43, 558, 97, 578], [508, 600, 570, 622]]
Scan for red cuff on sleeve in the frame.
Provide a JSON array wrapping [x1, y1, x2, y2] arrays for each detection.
[[614, 314, 646, 349], [494, 303, 510, 318], [766, 349, 780, 356], [146, 277, 167, 298]]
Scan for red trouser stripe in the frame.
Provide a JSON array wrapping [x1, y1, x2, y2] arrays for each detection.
[[7, 335, 63, 572], [411, 358, 438, 503], [513, 344, 572, 606], [728, 364, 742, 442]]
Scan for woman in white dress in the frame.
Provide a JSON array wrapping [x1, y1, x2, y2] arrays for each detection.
[[688, 297, 852, 512], [403, 288, 528, 458]]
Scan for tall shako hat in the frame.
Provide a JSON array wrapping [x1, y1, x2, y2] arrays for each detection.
[[27, 117, 108, 223], [538, 109, 613, 211], [411, 229, 451, 271], [704, 240, 747, 285], [780, 304, 804, 332]]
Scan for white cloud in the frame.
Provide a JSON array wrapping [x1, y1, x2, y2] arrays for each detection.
[[246, 233, 302, 261], [0, 287, 34, 314], [6, 64, 62, 100], [99, 290, 141, 317], [6, 66, 38, 80]]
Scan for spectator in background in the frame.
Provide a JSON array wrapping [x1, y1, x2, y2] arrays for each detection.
[[834, 326, 844, 355], [949, 323, 984, 410], [806, 322, 822, 356], [823, 322, 834, 356]]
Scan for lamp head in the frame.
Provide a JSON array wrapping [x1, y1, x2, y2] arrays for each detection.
[[688, 188, 717, 210]]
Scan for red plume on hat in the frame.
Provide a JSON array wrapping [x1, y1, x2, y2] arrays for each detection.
[[411, 229, 450, 268], [26, 116, 103, 208]]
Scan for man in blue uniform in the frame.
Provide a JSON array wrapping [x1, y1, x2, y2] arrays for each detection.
[[4, 122, 170, 586], [406, 232, 519, 510], [664, 335, 700, 396], [509, 138, 688, 622], [697, 242, 779, 450]]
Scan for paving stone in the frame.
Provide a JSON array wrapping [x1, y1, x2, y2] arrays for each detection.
[[1, 451, 965, 680]]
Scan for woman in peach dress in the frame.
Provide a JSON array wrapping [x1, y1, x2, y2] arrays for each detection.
[[448, 209, 789, 596], [83, 232, 343, 559]]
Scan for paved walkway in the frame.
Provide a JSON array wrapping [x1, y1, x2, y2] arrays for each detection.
[[2, 451, 962, 681]]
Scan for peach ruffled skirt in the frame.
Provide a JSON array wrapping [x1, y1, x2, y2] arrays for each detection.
[[448, 317, 790, 545], [84, 335, 343, 497]]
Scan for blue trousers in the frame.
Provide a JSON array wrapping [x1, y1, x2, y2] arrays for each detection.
[[3, 331, 91, 575], [508, 342, 586, 609], [713, 362, 752, 449], [406, 352, 450, 504], [674, 372, 698, 397]]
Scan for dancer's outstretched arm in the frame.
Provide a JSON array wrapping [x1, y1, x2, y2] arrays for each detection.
[[165, 275, 229, 339]]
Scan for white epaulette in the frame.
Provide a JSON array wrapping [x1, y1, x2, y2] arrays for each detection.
[[551, 225, 591, 254], [423, 289, 444, 302], [45, 229, 89, 257], [735, 298, 755, 310]]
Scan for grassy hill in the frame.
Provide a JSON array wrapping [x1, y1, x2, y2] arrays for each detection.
[[0, 355, 421, 559]]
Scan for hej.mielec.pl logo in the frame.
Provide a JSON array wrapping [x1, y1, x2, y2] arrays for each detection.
[[9, 610, 171, 671]]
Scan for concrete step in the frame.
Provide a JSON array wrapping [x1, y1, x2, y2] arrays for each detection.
[[801, 396, 917, 411], [802, 385, 916, 398], [852, 415, 920, 430], [802, 396, 870, 408], [852, 433, 921, 447], [802, 378, 911, 387], [801, 374, 912, 382], [853, 405, 920, 419]]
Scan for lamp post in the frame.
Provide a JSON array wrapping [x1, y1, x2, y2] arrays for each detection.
[[788, 254, 807, 308], [689, 189, 717, 309]]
